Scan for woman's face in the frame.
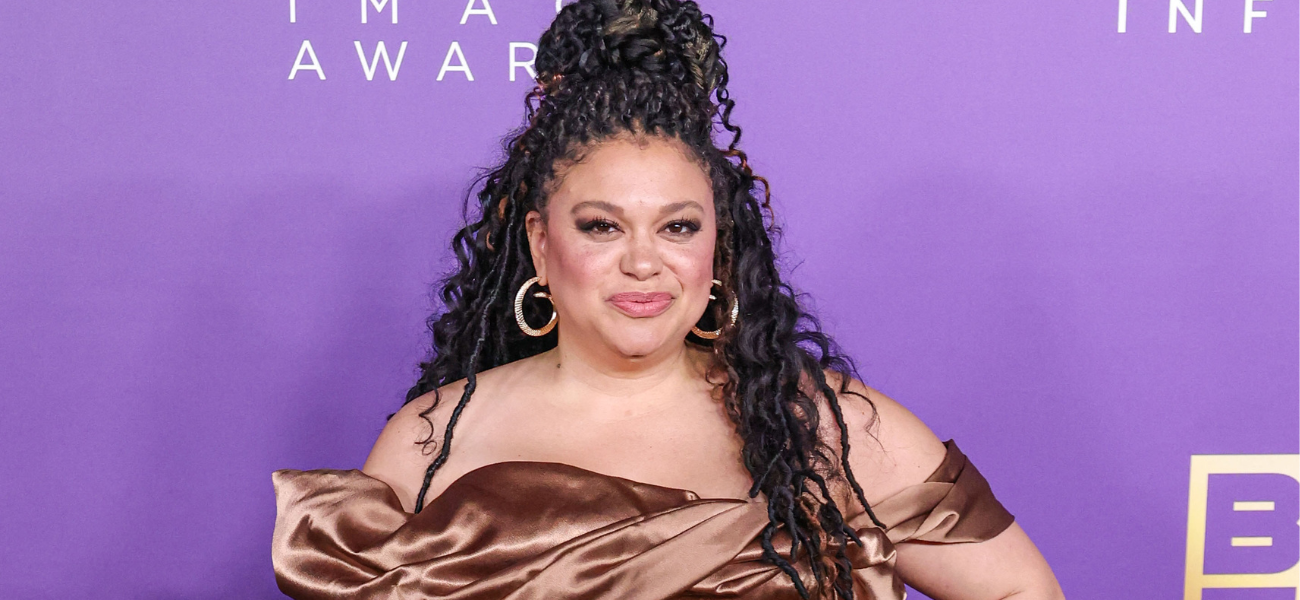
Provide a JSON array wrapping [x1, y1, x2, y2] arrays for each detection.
[[525, 135, 717, 361]]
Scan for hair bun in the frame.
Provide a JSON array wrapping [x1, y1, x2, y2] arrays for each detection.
[[535, 0, 722, 96]]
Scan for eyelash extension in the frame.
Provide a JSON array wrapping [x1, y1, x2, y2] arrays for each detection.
[[577, 218, 618, 232], [576, 217, 701, 234], [665, 218, 701, 233]]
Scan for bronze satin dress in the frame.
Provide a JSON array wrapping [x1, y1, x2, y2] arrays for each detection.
[[271, 439, 1013, 599]]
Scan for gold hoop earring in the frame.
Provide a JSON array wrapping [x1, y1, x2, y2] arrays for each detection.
[[691, 279, 738, 340], [514, 276, 557, 337]]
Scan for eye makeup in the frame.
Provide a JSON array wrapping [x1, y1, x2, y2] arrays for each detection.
[[662, 218, 702, 235], [576, 217, 619, 234], [574, 216, 703, 237]]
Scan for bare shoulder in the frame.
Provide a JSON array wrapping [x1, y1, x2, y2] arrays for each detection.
[[361, 355, 552, 510], [814, 369, 949, 507], [360, 379, 468, 512]]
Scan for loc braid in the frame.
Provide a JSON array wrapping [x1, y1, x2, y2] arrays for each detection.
[[723, 148, 772, 217], [820, 375, 886, 529], [761, 488, 811, 599], [413, 194, 525, 513]]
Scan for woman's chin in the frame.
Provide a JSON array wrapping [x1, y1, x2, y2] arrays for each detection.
[[604, 326, 682, 359]]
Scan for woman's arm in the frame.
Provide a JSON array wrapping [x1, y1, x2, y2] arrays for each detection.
[[822, 373, 1065, 600], [895, 521, 1064, 600]]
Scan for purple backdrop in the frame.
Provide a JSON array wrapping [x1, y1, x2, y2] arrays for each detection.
[[1, 1, 1296, 598]]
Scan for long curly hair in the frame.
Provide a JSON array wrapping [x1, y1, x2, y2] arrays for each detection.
[[401, 0, 882, 597]]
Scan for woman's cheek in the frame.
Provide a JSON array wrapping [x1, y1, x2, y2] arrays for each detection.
[[549, 236, 616, 299], [670, 235, 716, 283]]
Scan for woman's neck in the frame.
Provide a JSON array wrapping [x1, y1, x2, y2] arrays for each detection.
[[534, 337, 712, 419]]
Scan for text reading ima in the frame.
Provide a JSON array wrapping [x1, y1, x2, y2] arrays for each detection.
[[285, 0, 559, 82]]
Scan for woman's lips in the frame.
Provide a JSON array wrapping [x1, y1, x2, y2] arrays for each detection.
[[607, 291, 674, 318]]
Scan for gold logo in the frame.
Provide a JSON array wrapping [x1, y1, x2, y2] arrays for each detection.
[[1184, 454, 1299, 600]]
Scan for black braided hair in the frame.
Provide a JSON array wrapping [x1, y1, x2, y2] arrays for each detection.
[[400, 1, 883, 597]]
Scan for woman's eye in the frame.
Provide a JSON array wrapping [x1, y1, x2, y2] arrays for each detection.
[[578, 218, 619, 235], [664, 219, 701, 236]]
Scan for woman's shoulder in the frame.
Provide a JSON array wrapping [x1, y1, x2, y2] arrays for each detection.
[[360, 361, 526, 511], [812, 369, 951, 509], [359, 389, 443, 512]]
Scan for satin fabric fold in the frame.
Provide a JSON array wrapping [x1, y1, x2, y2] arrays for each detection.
[[272, 440, 1013, 599]]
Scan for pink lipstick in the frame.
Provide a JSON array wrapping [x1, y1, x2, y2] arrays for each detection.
[[608, 291, 674, 318]]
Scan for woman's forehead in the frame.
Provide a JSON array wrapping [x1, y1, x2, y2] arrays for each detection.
[[547, 136, 713, 213]]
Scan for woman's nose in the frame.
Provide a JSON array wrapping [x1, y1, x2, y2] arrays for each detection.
[[619, 233, 663, 281]]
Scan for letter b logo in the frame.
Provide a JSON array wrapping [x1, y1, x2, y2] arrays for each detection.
[[1185, 454, 1300, 600]]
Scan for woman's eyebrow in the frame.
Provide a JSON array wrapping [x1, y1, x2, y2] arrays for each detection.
[[569, 199, 703, 217], [658, 200, 704, 216], [570, 200, 623, 216]]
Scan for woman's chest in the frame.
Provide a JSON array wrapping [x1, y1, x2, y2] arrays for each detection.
[[425, 399, 755, 501]]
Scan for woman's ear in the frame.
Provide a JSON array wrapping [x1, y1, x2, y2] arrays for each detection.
[[524, 210, 548, 285]]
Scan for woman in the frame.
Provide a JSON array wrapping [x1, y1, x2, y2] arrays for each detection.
[[271, 0, 1065, 598]]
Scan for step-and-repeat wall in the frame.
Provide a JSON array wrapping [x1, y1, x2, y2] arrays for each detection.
[[1, 1, 1296, 598]]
